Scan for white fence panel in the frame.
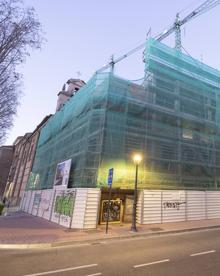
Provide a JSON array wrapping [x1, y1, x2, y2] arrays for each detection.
[[50, 189, 60, 224], [162, 191, 186, 222], [31, 191, 42, 216], [186, 191, 206, 221], [142, 190, 162, 224], [83, 189, 100, 229], [23, 190, 32, 213], [137, 191, 143, 224], [206, 191, 220, 219], [20, 191, 27, 211], [19, 191, 25, 210], [28, 191, 35, 214], [71, 189, 88, 229], [38, 189, 54, 220]]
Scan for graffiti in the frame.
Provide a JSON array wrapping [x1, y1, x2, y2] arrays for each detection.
[[163, 201, 186, 210], [54, 192, 75, 217], [41, 198, 50, 211]]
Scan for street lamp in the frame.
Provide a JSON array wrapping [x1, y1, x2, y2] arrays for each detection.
[[131, 153, 142, 232]]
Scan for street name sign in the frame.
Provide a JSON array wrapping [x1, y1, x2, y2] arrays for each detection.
[[108, 168, 114, 186]]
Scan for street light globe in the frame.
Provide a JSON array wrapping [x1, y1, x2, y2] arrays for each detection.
[[133, 153, 142, 165]]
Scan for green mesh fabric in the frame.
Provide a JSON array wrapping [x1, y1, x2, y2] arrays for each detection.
[[28, 38, 220, 190], [28, 73, 109, 189]]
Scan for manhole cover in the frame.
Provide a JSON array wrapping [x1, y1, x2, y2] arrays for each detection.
[[84, 229, 102, 234], [149, 227, 163, 231], [63, 229, 80, 232], [91, 242, 103, 245]]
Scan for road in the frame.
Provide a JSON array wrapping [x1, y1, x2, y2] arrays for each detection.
[[1, 228, 220, 276]]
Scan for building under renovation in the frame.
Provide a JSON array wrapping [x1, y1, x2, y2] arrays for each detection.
[[21, 39, 220, 228], [28, 38, 220, 191]]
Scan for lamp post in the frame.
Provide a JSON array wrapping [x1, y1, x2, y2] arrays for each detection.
[[131, 153, 142, 232]]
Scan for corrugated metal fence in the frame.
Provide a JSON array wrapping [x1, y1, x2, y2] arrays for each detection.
[[20, 188, 100, 229], [137, 190, 220, 224]]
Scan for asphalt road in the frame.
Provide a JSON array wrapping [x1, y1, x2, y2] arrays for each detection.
[[1, 228, 220, 276]]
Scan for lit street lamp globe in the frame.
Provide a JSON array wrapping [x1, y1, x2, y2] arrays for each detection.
[[133, 153, 142, 165]]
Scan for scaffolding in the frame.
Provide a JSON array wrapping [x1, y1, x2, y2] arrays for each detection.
[[28, 38, 220, 191]]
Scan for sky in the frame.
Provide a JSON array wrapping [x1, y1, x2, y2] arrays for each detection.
[[5, 0, 220, 144]]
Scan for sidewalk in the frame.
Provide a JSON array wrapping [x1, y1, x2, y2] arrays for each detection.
[[1, 211, 220, 249]]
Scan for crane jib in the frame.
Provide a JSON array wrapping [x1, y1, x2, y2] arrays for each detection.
[[95, 0, 220, 73]]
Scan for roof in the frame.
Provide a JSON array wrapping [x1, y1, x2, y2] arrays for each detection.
[[29, 115, 53, 138], [66, 79, 86, 84]]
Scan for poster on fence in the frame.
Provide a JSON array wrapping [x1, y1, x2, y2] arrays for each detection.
[[51, 189, 76, 227], [100, 199, 122, 224]]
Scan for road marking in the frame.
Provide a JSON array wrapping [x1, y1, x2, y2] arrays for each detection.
[[133, 259, 170, 268], [85, 273, 102, 276], [23, 264, 98, 276], [190, 250, 216, 257]]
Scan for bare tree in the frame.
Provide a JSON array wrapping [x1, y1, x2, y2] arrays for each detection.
[[0, 0, 43, 144]]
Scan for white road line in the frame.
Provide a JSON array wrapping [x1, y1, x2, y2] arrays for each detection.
[[85, 273, 102, 276], [190, 250, 216, 257], [23, 264, 98, 276], [133, 259, 170, 268]]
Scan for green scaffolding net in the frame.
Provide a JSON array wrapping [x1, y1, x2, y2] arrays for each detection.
[[28, 38, 220, 190]]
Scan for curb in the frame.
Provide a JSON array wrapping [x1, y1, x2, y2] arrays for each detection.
[[51, 224, 220, 247], [1, 224, 220, 250]]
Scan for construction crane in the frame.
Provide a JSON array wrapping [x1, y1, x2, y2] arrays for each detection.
[[96, 0, 220, 74]]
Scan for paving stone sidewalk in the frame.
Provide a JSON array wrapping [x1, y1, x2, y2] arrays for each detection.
[[1, 211, 220, 246]]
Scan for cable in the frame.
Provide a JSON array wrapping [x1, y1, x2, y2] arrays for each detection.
[[178, 0, 202, 15], [128, 77, 145, 82], [181, 44, 204, 69]]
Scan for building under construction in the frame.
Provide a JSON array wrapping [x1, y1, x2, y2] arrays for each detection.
[[28, 38, 220, 192], [19, 0, 220, 228]]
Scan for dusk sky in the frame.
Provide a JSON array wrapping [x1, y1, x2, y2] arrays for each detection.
[[5, 0, 220, 144]]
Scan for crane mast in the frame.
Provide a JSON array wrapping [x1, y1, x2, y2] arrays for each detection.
[[175, 13, 182, 51], [173, 0, 220, 51], [96, 0, 220, 74]]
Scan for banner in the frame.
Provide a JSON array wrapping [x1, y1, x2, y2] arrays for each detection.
[[54, 159, 71, 188]]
